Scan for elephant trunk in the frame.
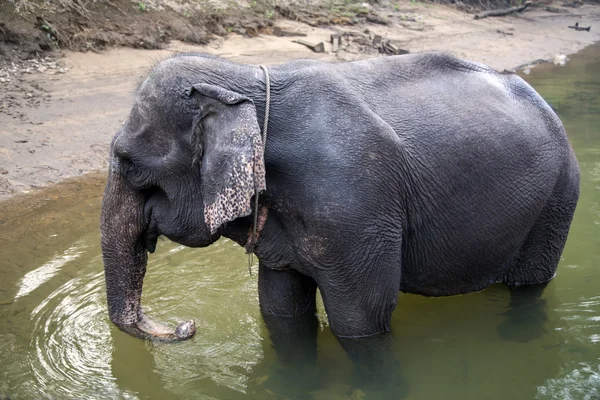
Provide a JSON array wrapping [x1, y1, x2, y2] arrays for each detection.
[[100, 170, 196, 342]]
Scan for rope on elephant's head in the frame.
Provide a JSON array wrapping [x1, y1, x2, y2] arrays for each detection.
[[246, 64, 270, 275]]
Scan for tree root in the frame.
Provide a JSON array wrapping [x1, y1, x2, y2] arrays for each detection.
[[474, 2, 531, 19]]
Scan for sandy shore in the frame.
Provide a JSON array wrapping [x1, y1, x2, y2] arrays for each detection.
[[0, 1, 599, 199]]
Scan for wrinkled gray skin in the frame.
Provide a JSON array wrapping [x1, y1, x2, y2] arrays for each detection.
[[100, 53, 579, 345]]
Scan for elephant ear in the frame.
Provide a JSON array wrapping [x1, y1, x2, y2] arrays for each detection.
[[188, 83, 266, 234]]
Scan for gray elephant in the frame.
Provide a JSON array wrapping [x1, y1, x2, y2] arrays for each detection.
[[100, 53, 579, 368]]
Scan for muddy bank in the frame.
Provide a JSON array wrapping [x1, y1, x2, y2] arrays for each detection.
[[1, 1, 599, 199], [0, 0, 410, 58]]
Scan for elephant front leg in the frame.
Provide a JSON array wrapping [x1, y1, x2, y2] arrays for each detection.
[[337, 333, 407, 399], [258, 263, 319, 397], [319, 252, 408, 398]]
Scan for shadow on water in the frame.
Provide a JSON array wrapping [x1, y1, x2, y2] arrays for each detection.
[[1, 43, 600, 400]]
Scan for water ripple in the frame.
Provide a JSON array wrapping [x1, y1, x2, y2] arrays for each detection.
[[553, 296, 600, 346], [15, 241, 85, 300], [537, 362, 600, 399], [29, 265, 137, 400]]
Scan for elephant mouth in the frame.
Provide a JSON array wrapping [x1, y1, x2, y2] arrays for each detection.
[[141, 185, 221, 251], [142, 186, 164, 254], [143, 222, 159, 254]]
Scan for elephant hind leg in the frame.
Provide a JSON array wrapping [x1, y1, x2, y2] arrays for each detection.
[[497, 282, 549, 342], [502, 169, 578, 287], [498, 171, 578, 342]]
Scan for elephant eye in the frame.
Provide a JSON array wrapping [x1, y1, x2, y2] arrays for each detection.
[[118, 157, 134, 175], [120, 157, 153, 189]]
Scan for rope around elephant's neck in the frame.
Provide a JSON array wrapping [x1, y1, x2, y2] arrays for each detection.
[[246, 65, 270, 275]]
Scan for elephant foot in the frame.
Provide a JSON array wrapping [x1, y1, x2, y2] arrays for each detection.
[[346, 384, 408, 400], [260, 362, 318, 400], [497, 310, 547, 343], [339, 334, 409, 399], [497, 292, 548, 343], [346, 366, 409, 400]]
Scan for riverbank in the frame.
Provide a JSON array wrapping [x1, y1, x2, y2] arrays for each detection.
[[0, 1, 599, 199]]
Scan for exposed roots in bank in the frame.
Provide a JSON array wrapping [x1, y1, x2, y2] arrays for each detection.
[[0, 0, 275, 60], [1, 0, 598, 61]]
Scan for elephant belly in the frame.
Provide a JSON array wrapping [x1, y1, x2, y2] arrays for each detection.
[[399, 228, 529, 297], [400, 259, 510, 297], [398, 150, 561, 296]]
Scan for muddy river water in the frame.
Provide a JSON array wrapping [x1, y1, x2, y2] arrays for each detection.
[[1, 44, 599, 399]]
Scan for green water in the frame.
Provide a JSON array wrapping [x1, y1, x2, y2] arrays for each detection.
[[1, 44, 599, 399]]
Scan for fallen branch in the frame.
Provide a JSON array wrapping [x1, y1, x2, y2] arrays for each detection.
[[497, 29, 514, 35], [55, 0, 92, 20], [474, 2, 531, 19], [545, 6, 568, 13], [105, 0, 129, 17], [510, 58, 549, 72], [293, 40, 325, 53], [380, 40, 408, 55], [568, 23, 591, 31]]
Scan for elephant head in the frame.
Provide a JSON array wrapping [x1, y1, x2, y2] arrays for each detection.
[[100, 57, 266, 341]]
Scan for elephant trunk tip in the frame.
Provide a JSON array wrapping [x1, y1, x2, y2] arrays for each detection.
[[175, 320, 197, 339], [112, 313, 197, 342]]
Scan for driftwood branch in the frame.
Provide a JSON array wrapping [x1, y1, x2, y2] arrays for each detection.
[[568, 24, 591, 31], [474, 2, 531, 19], [104, 0, 129, 17], [293, 40, 325, 53]]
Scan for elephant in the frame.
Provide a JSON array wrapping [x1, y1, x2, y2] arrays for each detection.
[[100, 52, 579, 371]]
